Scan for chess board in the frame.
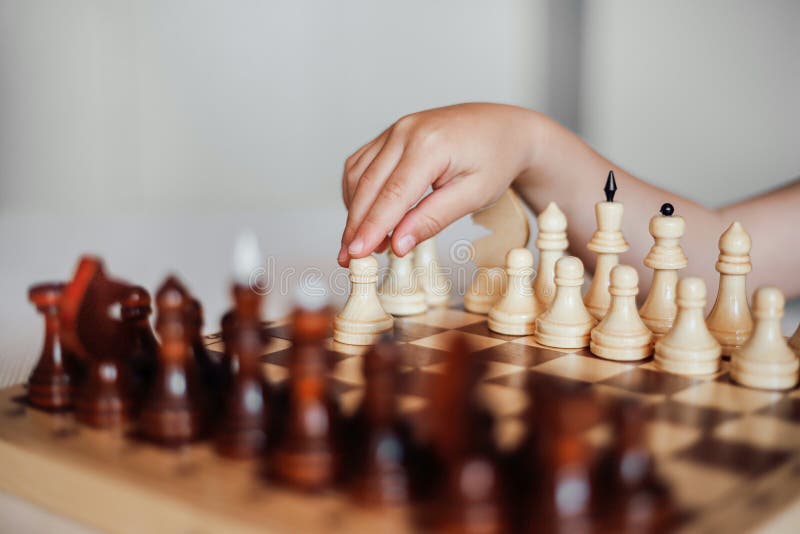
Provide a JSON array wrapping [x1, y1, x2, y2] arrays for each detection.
[[1, 304, 800, 534]]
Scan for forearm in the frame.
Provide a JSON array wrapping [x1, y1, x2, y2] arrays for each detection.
[[514, 113, 734, 299]]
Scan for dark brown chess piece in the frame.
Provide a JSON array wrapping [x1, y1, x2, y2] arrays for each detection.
[[27, 283, 76, 410], [138, 276, 205, 445], [431, 335, 506, 534], [271, 305, 339, 491], [61, 257, 136, 428], [122, 286, 158, 401], [528, 390, 600, 534], [593, 400, 674, 534], [347, 336, 411, 506], [188, 297, 224, 421], [215, 285, 270, 459]]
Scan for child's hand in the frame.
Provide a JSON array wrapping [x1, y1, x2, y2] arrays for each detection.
[[338, 103, 540, 266]]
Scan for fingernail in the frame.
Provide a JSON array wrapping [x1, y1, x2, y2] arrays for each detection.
[[348, 238, 364, 255], [337, 245, 347, 263], [397, 235, 416, 255]]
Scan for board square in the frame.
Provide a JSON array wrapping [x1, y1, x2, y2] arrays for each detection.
[[756, 395, 800, 423], [456, 320, 524, 341], [675, 437, 793, 477], [598, 367, 702, 396], [713, 415, 800, 450], [510, 335, 594, 355], [488, 369, 593, 393], [658, 458, 747, 510], [473, 343, 564, 367], [403, 308, 484, 329], [397, 343, 450, 368], [532, 353, 637, 383], [392, 318, 447, 343], [409, 330, 506, 352], [671, 381, 784, 414]]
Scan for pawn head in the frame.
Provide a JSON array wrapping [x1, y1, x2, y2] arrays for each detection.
[[610, 264, 638, 290], [506, 248, 533, 269], [555, 256, 584, 280], [677, 277, 706, 305], [349, 255, 379, 277], [752, 286, 785, 319]]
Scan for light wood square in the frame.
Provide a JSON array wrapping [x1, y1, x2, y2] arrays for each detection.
[[671, 381, 783, 413], [533, 354, 636, 382], [645, 421, 702, 456], [261, 363, 289, 384], [658, 459, 745, 510], [331, 357, 365, 385], [638, 359, 729, 379], [409, 330, 506, 352], [713, 415, 800, 450], [477, 383, 528, 417], [592, 384, 665, 404], [404, 308, 485, 329], [510, 335, 583, 354]]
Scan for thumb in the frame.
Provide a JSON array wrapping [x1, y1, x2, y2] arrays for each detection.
[[391, 177, 484, 256]]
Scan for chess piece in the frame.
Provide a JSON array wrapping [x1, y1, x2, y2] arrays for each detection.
[[334, 256, 393, 345], [594, 400, 674, 533], [27, 283, 75, 410], [534, 256, 597, 349], [731, 287, 799, 390], [465, 189, 530, 314], [488, 248, 543, 335], [584, 171, 630, 320], [348, 337, 411, 506], [790, 323, 800, 357], [61, 257, 137, 428], [379, 250, 427, 316], [590, 265, 653, 361], [414, 237, 451, 307], [655, 278, 721, 375], [122, 286, 158, 400], [533, 201, 568, 308], [272, 304, 339, 490], [639, 203, 688, 340], [706, 222, 754, 356], [139, 277, 205, 445]]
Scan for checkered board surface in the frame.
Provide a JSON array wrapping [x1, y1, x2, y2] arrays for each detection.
[[1, 305, 799, 533]]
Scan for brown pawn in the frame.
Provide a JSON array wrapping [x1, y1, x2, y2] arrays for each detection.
[[528, 391, 600, 534], [188, 297, 224, 421], [138, 277, 205, 445], [122, 286, 159, 401], [271, 305, 339, 491], [347, 336, 411, 507], [215, 285, 270, 458], [432, 336, 506, 534], [27, 283, 76, 410], [593, 400, 674, 533]]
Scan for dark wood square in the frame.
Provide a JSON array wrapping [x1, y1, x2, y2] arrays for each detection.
[[756, 396, 800, 423], [398, 368, 438, 398], [456, 320, 522, 341], [262, 323, 293, 341], [598, 368, 702, 396], [473, 343, 564, 367], [397, 344, 450, 368], [675, 437, 792, 477], [487, 369, 592, 393], [644, 400, 739, 429], [391, 319, 446, 343], [262, 347, 350, 366]]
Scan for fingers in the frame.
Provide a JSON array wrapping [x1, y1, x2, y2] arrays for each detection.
[[346, 148, 451, 260], [341, 129, 389, 208], [391, 176, 483, 256]]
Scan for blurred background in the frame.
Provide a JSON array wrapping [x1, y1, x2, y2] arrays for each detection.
[[1, 0, 799, 385]]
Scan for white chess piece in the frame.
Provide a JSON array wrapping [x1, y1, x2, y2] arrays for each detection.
[[334, 256, 394, 345], [488, 248, 543, 335], [534, 256, 596, 349], [706, 222, 754, 356], [590, 265, 652, 361], [790, 323, 800, 357], [465, 267, 505, 314], [584, 191, 629, 320], [533, 202, 568, 309], [730, 287, 799, 390], [654, 278, 721, 375], [639, 204, 687, 340], [413, 237, 450, 307], [378, 250, 427, 316]]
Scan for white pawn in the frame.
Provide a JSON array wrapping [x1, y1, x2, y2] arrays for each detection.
[[706, 222, 754, 356], [533, 202, 568, 309], [378, 250, 427, 316], [731, 287, 799, 390], [590, 265, 652, 361], [413, 237, 450, 307], [334, 256, 394, 345], [639, 203, 687, 340], [584, 173, 629, 320], [534, 256, 597, 349], [655, 278, 721, 375], [488, 248, 543, 335]]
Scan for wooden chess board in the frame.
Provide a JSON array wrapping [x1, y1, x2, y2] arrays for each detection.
[[1, 305, 800, 533]]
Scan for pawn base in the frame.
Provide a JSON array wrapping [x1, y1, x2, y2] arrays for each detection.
[[590, 328, 652, 361], [379, 292, 427, 317], [730, 357, 799, 391], [534, 318, 595, 349], [333, 314, 394, 346]]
